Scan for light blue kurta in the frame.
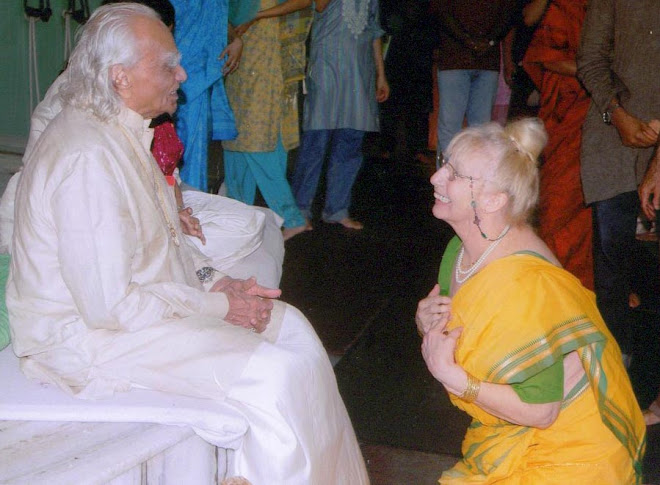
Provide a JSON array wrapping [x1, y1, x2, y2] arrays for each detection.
[[303, 0, 384, 132], [172, 0, 238, 192]]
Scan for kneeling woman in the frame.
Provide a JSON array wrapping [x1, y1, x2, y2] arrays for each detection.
[[416, 118, 645, 483]]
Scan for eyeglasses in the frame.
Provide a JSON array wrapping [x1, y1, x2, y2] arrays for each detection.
[[436, 154, 500, 241], [438, 157, 480, 183]]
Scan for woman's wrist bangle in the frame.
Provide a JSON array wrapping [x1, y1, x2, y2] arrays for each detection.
[[459, 372, 481, 403], [177, 204, 185, 211]]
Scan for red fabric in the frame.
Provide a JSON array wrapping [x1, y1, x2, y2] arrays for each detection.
[[151, 121, 184, 177], [523, 0, 593, 290]]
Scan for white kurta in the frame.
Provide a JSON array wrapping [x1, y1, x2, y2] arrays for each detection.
[[181, 188, 284, 288], [6, 106, 368, 484], [1, 72, 285, 288]]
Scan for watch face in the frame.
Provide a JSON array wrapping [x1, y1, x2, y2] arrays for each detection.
[[602, 111, 612, 124]]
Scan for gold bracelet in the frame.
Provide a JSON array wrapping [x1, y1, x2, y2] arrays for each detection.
[[459, 372, 481, 403]]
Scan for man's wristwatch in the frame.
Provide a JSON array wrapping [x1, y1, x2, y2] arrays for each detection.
[[602, 101, 621, 125]]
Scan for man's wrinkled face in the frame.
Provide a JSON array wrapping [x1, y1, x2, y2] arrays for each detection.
[[122, 17, 187, 118]]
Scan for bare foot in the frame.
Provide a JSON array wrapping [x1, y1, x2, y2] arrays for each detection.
[[282, 223, 312, 241], [629, 292, 641, 308], [644, 409, 660, 426], [325, 217, 364, 230]]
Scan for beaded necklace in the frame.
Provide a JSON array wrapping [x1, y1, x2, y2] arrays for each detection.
[[455, 224, 510, 284]]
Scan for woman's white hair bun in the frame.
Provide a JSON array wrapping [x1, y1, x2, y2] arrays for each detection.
[[505, 117, 547, 162]]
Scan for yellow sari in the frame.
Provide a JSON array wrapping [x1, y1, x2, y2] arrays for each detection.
[[438, 240, 646, 484]]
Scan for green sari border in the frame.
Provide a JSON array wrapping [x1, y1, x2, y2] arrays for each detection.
[[485, 316, 605, 384]]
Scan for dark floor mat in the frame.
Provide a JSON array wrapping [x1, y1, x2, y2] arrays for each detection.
[[280, 157, 446, 355], [334, 292, 470, 455], [281, 156, 470, 454]]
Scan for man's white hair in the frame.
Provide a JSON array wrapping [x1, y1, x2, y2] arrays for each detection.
[[59, 3, 161, 121]]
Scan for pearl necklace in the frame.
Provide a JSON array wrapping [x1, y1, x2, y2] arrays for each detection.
[[455, 225, 510, 284]]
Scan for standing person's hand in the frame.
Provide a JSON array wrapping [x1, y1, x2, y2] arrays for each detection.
[[376, 74, 390, 103], [220, 37, 243, 75], [639, 152, 660, 221], [612, 109, 659, 148]]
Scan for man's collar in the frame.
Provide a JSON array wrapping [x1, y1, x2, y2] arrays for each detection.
[[117, 106, 155, 149]]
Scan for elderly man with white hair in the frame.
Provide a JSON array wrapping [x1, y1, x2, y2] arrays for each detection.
[[6, 4, 368, 484]]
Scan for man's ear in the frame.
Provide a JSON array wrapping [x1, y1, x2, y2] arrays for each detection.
[[110, 64, 131, 99]]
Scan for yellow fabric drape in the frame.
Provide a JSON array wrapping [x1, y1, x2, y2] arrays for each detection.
[[439, 253, 645, 484]]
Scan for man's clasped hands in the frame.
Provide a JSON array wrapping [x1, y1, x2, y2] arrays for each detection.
[[211, 276, 282, 333]]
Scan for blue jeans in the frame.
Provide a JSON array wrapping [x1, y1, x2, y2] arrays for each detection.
[[436, 69, 499, 154], [292, 129, 365, 222]]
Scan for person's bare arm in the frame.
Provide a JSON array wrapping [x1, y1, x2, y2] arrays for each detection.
[[372, 37, 390, 103], [542, 59, 576, 77], [219, 35, 243, 75], [234, 0, 313, 36], [502, 28, 516, 86], [255, 0, 312, 19], [422, 325, 562, 428], [639, 142, 660, 220]]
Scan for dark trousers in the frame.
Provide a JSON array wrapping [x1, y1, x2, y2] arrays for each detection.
[[593, 190, 660, 408], [592, 191, 640, 354]]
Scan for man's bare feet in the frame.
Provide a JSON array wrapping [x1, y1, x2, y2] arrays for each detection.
[[325, 217, 364, 230], [282, 223, 312, 241]]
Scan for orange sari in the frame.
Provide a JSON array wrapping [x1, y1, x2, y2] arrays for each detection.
[[523, 0, 593, 289]]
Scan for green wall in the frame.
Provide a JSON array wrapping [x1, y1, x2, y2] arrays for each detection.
[[0, 1, 102, 152]]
